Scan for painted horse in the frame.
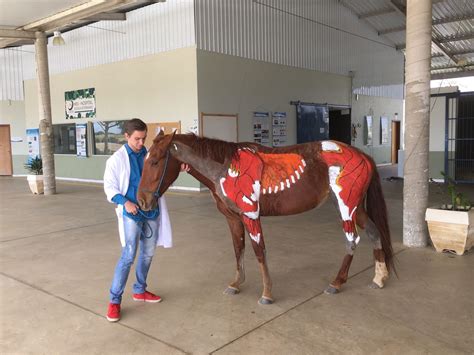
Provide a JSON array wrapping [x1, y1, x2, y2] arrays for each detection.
[[138, 131, 394, 305]]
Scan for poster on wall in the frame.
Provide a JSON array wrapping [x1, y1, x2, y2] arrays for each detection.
[[26, 128, 40, 161], [272, 112, 287, 147], [253, 112, 270, 146], [65, 88, 96, 119], [75, 123, 88, 157], [364, 115, 373, 146]]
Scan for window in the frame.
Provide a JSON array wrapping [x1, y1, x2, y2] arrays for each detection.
[[92, 120, 126, 155], [53, 124, 76, 154]]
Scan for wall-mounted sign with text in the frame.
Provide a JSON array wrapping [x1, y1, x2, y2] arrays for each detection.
[[65, 88, 96, 119], [75, 123, 88, 157], [26, 128, 40, 161]]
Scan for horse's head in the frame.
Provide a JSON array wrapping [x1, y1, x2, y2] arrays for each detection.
[[138, 130, 180, 211]]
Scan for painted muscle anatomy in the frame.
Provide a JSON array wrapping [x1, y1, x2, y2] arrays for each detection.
[[220, 148, 264, 244], [138, 133, 394, 304], [220, 149, 308, 244], [320, 141, 373, 245]]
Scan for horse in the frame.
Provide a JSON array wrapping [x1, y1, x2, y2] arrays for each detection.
[[137, 131, 394, 305]]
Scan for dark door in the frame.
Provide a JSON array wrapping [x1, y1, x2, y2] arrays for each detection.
[[329, 109, 351, 144], [391, 120, 401, 163], [296, 104, 329, 143], [0, 125, 13, 175]]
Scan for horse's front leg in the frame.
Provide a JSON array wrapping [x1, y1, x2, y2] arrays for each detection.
[[242, 216, 273, 305], [223, 215, 246, 295]]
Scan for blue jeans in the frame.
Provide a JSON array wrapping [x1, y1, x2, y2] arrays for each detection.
[[110, 215, 159, 304]]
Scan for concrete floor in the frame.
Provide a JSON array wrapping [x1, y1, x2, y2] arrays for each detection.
[[0, 170, 473, 354]]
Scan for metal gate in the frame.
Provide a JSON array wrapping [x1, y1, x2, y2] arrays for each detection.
[[445, 92, 474, 183]]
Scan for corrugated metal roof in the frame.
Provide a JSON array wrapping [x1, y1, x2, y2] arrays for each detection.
[[339, 0, 474, 79]]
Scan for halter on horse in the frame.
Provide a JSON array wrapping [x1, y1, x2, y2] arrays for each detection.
[[138, 131, 394, 305]]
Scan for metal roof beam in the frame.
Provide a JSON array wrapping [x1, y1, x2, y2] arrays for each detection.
[[359, 8, 396, 19], [431, 63, 474, 71], [431, 38, 460, 65], [431, 70, 474, 80], [388, 0, 461, 65], [433, 13, 474, 25], [437, 32, 474, 43], [22, 0, 136, 32], [84, 13, 127, 21], [432, 48, 474, 58], [0, 29, 36, 39], [378, 26, 405, 35], [378, 13, 474, 36]]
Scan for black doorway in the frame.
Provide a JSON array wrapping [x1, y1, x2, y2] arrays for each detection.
[[328, 108, 351, 145], [296, 103, 351, 144]]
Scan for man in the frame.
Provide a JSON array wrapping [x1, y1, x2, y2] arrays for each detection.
[[103, 118, 173, 322]]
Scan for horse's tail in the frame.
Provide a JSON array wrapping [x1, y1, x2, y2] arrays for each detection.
[[366, 167, 396, 275]]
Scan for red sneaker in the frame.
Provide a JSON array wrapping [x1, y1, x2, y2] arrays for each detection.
[[107, 303, 121, 322], [133, 290, 162, 303]]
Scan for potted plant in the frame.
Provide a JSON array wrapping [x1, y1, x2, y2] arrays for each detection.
[[425, 172, 473, 255], [24, 156, 44, 194]]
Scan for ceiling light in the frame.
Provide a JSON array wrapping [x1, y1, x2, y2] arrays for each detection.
[[52, 31, 65, 46]]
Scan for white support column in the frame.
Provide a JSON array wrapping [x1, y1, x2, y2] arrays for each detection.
[[35, 32, 56, 195], [403, 0, 432, 247]]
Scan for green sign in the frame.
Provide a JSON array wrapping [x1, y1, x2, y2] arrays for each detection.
[[65, 88, 96, 119]]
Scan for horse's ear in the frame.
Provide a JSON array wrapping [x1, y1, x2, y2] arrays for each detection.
[[157, 128, 165, 137], [162, 130, 176, 149]]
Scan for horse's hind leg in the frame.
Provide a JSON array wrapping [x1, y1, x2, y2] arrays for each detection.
[[356, 206, 389, 289], [324, 220, 359, 294], [223, 215, 246, 295], [325, 192, 361, 294], [242, 216, 273, 305]]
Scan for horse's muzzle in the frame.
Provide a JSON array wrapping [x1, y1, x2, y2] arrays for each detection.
[[137, 192, 157, 211]]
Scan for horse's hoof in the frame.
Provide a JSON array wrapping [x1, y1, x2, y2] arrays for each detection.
[[223, 286, 240, 295], [258, 297, 274, 305], [369, 282, 383, 289], [324, 285, 340, 294]]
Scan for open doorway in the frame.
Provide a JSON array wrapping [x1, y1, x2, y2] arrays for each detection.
[[329, 108, 351, 145], [295, 103, 351, 144], [0, 124, 13, 175], [391, 120, 401, 164]]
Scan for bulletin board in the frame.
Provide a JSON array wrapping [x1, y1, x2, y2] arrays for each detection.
[[200, 113, 238, 142], [253, 112, 270, 146], [272, 112, 287, 147], [145, 121, 181, 149]]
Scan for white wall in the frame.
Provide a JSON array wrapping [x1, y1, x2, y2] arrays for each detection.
[[21, 47, 199, 183], [351, 94, 404, 164], [0, 0, 196, 101], [24, 48, 198, 130], [197, 49, 351, 145], [0, 100, 27, 155], [429, 95, 446, 152], [195, 0, 404, 100]]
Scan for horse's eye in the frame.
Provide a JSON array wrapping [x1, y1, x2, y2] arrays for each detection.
[[150, 159, 159, 166]]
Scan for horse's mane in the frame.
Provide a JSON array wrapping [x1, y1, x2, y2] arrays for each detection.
[[184, 134, 254, 163]]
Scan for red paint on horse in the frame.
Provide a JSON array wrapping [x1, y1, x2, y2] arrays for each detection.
[[220, 149, 264, 241], [320, 142, 373, 238], [258, 153, 305, 191]]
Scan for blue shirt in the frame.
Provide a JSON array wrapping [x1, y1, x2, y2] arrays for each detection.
[[112, 144, 159, 221]]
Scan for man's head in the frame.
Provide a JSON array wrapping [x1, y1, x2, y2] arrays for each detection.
[[124, 118, 147, 152]]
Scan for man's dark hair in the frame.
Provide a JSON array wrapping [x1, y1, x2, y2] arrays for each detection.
[[124, 118, 147, 135]]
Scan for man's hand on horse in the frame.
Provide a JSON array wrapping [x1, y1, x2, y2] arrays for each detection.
[[180, 163, 190, 173], [124, 200, 139, 215]]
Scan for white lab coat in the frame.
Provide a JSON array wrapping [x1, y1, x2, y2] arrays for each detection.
[[103, 145, 173, 248]]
